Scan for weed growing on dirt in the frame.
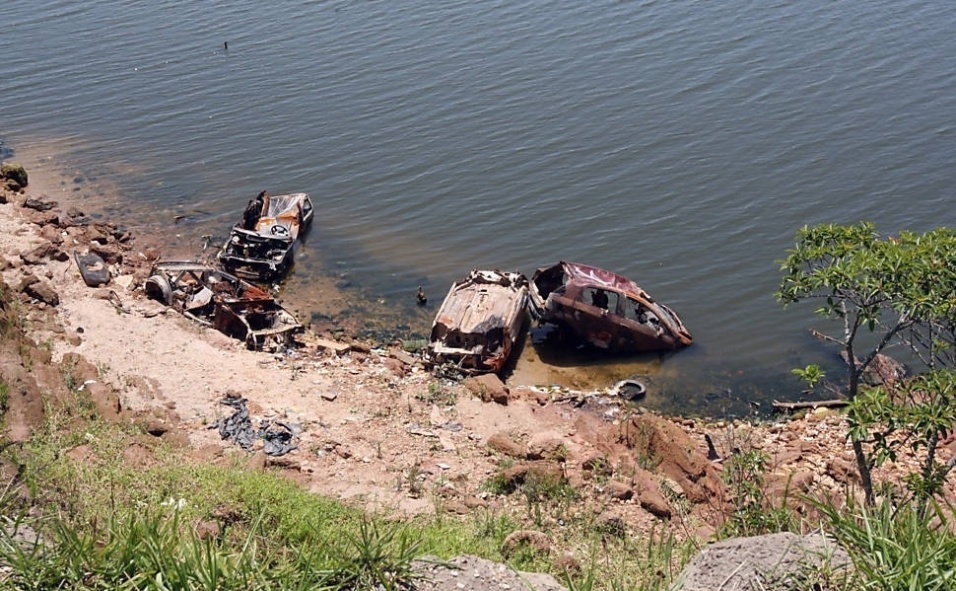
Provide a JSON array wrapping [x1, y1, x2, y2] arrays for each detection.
[[415, 380, 457, 406], [566, 526, 697, 591], [815, 497, 956, 590], [484, 461, 518, 495], [403, 461, 426, 498], [521, 469, 576, 527], [17, 341, 33, 371], [719, 447, 797, 538], [471, 509, 519, 547], [0, 382, 8, 418]]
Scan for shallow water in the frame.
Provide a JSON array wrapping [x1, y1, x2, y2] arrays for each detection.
[[3, 1, 956, 416]]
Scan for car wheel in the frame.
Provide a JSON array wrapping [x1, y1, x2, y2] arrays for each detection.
[[145, 274, 173, 306]]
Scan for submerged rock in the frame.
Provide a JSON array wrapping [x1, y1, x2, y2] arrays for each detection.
[[1, 162, 28, 191]]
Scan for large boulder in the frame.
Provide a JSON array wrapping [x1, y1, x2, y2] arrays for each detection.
[[413, 555, 567, 591], [673, 532, 850, 591], [619, 412, 724, 503]]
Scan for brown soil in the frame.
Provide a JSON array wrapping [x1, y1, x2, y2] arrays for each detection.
[[1, 159, 953, 589]]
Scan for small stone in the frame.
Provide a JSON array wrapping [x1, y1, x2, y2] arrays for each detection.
[[487, 432, 525, 458], [526, 431, 569, 460], [501, 530, 551, 558], [607, 481, 634, 500]]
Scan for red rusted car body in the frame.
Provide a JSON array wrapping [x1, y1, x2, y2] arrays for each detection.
[[145, 261, 303, 351], [528, 261, 692, 353], [425, 269, 530, 375]]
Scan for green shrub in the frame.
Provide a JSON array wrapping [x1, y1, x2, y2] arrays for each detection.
[[719, 448, 797, 538]]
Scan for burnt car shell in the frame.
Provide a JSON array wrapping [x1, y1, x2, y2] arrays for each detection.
[[528, 261, 692, 353], [144, 261, 303, 350], [218, 192, 314, 282], [425, 269, 530, 375]]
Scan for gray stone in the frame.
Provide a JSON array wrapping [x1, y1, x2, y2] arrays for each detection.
[[673, 532, 851, 591], [413, 555, 567, 591]]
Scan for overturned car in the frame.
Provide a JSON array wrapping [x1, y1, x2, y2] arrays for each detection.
[[424, 269, 530, 375], [528, 261, 692, 354], [144, 261, 303, 350], [218, 192, 314, 282]]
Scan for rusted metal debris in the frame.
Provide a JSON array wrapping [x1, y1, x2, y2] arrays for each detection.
[[218, 191, 314, 282], [528, 261, 693, 354], [73, 250, 110, 287], [144, 260, 303, 350], [424, 269, 530, 376]]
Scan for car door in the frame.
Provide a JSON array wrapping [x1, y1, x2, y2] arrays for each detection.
[[618, 295, 672, 352], [566, 286, 621, 349]]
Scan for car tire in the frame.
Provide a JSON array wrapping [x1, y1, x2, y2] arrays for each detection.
[[145, 274, 173, 306]]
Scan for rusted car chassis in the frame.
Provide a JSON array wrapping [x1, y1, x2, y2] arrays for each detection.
[[218, 192, 314, 282], [425, 269, 530, 375], [145, 261, 303, 350]]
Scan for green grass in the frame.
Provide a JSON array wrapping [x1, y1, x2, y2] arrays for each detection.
[[414, 380, 457, 407], [0, 404, 709, 591], [718, 447, 798, 539], [0, 506, 426, 590], [816, 497, 956, 591], [0, 382, 8, 417], [13, 396, 956, 591]]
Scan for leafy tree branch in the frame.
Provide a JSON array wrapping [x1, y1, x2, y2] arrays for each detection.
[[777, 222, 956, 504]]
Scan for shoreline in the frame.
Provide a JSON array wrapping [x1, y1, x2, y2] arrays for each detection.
[[3, 139, 825, 417], [4, 144, 718, 409]]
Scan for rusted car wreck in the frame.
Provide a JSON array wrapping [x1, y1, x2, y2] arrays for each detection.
[[425, 269, 530, 375], [144, 261, 303, 350], [529, 261, 693, 353], [218, 192, 314, 282]]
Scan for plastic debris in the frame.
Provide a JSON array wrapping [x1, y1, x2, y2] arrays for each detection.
[[212, 393, 299, 456]]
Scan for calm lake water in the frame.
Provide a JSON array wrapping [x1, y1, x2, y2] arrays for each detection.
[[3, 1, 955, 416]]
